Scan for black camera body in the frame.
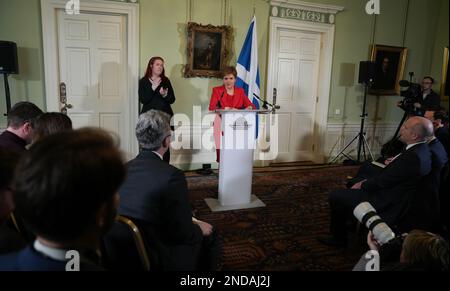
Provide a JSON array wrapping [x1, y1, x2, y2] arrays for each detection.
[[398, 80, 422, 115], [379, 235, 406, 264]]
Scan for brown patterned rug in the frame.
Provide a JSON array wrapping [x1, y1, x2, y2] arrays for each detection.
[[186, 165, 366, 271]]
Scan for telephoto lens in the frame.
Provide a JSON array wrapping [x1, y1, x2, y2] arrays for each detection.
[[353, 202, 396, 245]]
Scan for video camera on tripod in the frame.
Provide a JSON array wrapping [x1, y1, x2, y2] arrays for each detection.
[[397, 79, 422, 115]]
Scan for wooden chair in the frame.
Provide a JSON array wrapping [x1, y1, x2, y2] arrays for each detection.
[[114, 215, 151, 271]]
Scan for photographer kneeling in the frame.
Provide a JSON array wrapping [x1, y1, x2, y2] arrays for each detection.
[[353, 203, 448, 271]]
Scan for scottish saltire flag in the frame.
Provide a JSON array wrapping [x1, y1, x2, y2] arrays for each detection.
[[236, 15, 261, 138], [236, 15, 261, 110]]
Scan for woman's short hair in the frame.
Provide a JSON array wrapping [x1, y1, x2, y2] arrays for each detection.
[[14, 128, 126, 242], [222, 66, 238, 78], [33, 112, 73, 142], [402, 230, 449, 271], [136, 110, 171, 151]]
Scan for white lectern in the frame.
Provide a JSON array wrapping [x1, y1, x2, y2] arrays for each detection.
[[205, 109, 269, 212]]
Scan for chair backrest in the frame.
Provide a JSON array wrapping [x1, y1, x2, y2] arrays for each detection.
[[116, 216, 151, 271], [9, 212, 21, 234], [102, 215, 151, 271]]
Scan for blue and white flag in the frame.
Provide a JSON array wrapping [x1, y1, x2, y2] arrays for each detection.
[[236, 15, 261, 110]]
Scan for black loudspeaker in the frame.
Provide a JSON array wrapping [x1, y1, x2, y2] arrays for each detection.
[[358, 61, 376, 84], [0, 41, 19, 74]]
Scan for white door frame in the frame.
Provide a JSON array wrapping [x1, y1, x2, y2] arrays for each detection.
[[267, 16, 336, 164], [40, 0, 140, 156]]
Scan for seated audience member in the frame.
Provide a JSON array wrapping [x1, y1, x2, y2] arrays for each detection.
[[402, 126, 448, 233], [0, 149, 26, 254], [11, 112, 73, 241], [32, 112, 73, 143], [352, 109, 449, 189], [0, 102, 43, 154], [0, 128, 126, 271], [354, 230, 448, 271], [425, 110, 450, 234], [116, 110, 220, 271], [318, 117, 433, 247], [425, 110, 449, 155]]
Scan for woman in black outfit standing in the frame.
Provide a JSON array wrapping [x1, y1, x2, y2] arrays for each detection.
[[139, 56, 176, 163]]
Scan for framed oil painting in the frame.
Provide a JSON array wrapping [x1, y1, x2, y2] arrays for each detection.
[[369, 45, 408, 96], [184, 22, 231, 78]]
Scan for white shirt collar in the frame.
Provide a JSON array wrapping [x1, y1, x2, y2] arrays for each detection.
[[406, 140, 427, 151], [34, 240, 69, 262], [152, 151, 163, 160]]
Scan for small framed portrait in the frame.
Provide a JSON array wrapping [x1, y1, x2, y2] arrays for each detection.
[[184, 22, 232, 78], [369, 45, 408, 95], [441, 47, 449, 101]]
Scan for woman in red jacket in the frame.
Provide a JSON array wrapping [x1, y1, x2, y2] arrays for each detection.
[[209, 66, 256, 163]]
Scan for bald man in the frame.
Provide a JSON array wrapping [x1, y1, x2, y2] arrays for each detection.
[[319, 117, 433, 247]]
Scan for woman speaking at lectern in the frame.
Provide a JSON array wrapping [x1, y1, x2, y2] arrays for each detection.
[[209, 66, 256, 163]]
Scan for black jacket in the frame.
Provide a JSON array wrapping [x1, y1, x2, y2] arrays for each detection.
[[139, 77, 176, 116], [435, 126, 449, 156], [118, 151, 203, 270], [361, 143, 432, 227], [419, 90, 441, 112], [0, 131, 26, 154], [402, 139, 448, 232]]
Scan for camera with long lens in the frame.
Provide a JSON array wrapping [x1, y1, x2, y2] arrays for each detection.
[[354, 202, 408, 263], [353, 202, 396, 245], [398, 80, 422, 115]]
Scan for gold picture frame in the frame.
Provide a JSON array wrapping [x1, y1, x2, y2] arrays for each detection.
[[369, 45, 408, 96], [184, 22, 232, 78], [441, 47, 449, 102]]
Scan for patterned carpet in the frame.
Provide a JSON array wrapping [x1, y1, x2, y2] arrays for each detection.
[[186, 165, 366, 271]]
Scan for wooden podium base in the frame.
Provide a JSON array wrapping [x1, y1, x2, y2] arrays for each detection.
[[205, 195, 266, 212]]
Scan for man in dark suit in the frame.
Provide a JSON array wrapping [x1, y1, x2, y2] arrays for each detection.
[[0, 129, 126, 271], [0, 102, 42, 154], [117, 110, 219, 271], [403, 135, 448, 233], [425, 110, 449, 155], [319, 117, 433, 247], [425, 110, 450, 234], [414, 77, 441, 114]]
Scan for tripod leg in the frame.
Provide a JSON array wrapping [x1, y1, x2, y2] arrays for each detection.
[[362, 134, 375, 161], [362, 134, 367, 160], [329, 134, 359, 164]]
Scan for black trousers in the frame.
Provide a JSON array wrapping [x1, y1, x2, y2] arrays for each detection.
[[143, 226, 221, 271], [329, 189, 369, 241], [198, 229, 221, 271], [347, 161, 383, 188]]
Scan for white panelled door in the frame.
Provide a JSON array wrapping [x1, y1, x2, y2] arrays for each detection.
[[272, 28, 321, 162], [57, 10, 130, 153]]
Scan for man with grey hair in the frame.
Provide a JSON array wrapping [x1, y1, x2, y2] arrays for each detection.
[[319, 116, 433, 247], [117, 110, 219, 270]]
